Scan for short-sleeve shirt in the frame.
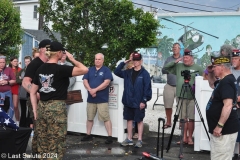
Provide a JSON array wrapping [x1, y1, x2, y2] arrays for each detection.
[[0, 67, 16, 92], [206, 74, 240, 135], [83, 66, 113, 103], [24, 57, 44, 80], [33, 63, 74, 101], [231, 67, 240, 118]]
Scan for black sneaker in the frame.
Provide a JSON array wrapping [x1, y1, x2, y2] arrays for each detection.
[[105, 136, 113, 144], [81, 135, 93, 141]]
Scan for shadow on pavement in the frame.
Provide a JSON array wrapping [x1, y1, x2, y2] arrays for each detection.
[[63, 131, 210, 160]]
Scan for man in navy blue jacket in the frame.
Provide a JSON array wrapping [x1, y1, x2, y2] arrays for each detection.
[[114, 53, 152, 148]]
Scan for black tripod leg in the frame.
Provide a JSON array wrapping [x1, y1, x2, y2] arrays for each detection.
[[166, 84, 186, 152], [188, 84, 210, 141], [166, 114, 177, 152], [157, 118, 165, 158], [179, 119, 185, 159]]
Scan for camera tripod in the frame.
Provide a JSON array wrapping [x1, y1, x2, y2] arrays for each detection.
[[166, 79, 210, 159]]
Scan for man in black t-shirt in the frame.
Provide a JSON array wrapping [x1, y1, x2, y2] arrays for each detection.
[[30, 41, 88, 159], [206, 55, 240, 160], [23, 39, 51, 93], [22, 39, 51, 154]]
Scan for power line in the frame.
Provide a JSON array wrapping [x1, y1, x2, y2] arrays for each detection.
[[132, 2, 178, 13], [227, 2, 240, 9], [173, 0, 236, 11], [149, 0, 212, 12], [161, 18, 219, 39]]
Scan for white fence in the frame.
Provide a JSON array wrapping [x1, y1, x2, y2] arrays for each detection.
[[67, 75, 127, 142]]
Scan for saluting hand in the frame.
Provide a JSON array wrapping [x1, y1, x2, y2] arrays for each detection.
[[65, 51, 74, 61], [124, 59, 131, 64], [175, 57, 182, 63]]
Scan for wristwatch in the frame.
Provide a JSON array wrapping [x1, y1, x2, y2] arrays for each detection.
[[7, 81, 10, 85]]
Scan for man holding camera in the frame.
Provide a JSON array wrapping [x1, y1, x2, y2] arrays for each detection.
[[163, 49, 203, 145]]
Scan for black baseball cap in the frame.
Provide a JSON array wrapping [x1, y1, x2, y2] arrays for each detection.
[[48, 41, 66, 52], [38, 39, 51, 48], [184, 49, 193, 56], [211, 56, 231, 65]]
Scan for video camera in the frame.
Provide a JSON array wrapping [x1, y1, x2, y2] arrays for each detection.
[[181, 70, 191, 81]]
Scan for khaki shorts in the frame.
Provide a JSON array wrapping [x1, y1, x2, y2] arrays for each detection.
[[210, 132, 237, 160], [163, 84, 176, 109], [87, 102, 110, 121], [176, 98, 195, 120]]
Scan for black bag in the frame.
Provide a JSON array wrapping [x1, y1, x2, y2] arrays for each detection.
[[65, 90, 83, 105]]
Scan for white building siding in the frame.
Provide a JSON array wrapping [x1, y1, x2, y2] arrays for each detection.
[[14, 2, 39, 30]]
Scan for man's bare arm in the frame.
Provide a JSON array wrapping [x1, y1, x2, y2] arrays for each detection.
[[83, 79, 91, 91], [95, 79, 111, 92], [206, 66, 217, 89], [219, 98, 233, 125], [30, 84, 39, 120], [22, 77, 32, 93], [89, 79, 111, 96], [213, 98, 233, 136]]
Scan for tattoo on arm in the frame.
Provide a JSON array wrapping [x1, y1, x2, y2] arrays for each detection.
[[27, 84, 32, 90]]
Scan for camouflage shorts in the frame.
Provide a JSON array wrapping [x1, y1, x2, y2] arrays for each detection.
[[33, 100, 67, 160]]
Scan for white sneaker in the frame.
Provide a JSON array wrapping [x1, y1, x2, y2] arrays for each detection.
[[15, 121, 19, 127]]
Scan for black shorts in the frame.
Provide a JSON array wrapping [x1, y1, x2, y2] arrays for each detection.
[[123, 106, 145, 122]]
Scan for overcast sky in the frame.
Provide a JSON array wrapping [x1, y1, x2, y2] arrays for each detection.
[[131, 0, 240, 13]]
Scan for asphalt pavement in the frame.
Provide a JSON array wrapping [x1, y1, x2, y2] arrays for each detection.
[[62, 131, 211, 160]]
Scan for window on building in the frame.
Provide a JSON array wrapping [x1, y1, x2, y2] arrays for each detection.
[[33, 5, 38, 19]]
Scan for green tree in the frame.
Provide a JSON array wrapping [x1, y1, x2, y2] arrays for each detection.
[[0, 0, 23, 58], [39, 0, 161, 70], [157, 36, 174, 61]]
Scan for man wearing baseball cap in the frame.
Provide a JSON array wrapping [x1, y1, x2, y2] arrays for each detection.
[[114, 52, 152, 148], [206, 54, 240, 160], [30, 41, 88, 159], [163, 49, 203, 146], [22, 39, 51, 154], [23, 39, 51, 93]]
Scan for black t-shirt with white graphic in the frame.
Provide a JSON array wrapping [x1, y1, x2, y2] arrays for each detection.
[[24, 57, 44, 80], [33, 63, 74, 101], [206, 74, 240, 135]]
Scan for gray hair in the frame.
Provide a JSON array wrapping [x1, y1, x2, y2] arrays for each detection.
[[219, 44, 234, 56], [95, 53, 104, 60], [222, 63, 231, 69], [173, 43, 181, 48]]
